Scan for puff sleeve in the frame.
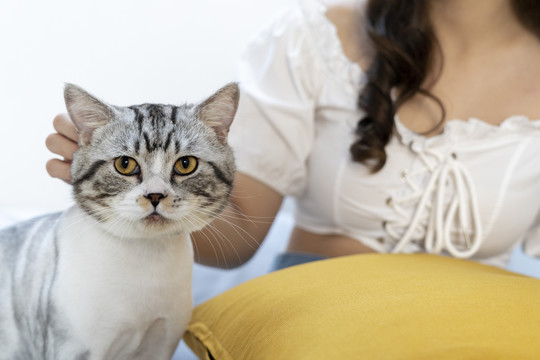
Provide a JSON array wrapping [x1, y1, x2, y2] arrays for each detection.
[[228, 6, 323, 197]]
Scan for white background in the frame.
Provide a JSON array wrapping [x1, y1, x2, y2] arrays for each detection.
[[0, 0, 300, 212]]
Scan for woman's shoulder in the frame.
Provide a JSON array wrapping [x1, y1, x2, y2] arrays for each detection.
[[323, 1, 372, 70], [252, 0, 370, 70], [239, 1, 371, 95], [283, 0, 370, 86]]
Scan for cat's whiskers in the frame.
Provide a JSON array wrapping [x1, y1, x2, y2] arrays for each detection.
[[59, 208, 115, 233], [105, 215, 131, 241], [183, 207, 263, 269], [60, 207, 142, 242], [195, 205, 275, 227], [190, 207, 262, 250], [202, 222, 244, 267], [182, 206, 239, 266], [190, 223, 225, 267], [181, 213, 228, 267], [226, 201, 276, 222], [190, 232, 202, 264], [189, 196, 275, 225]]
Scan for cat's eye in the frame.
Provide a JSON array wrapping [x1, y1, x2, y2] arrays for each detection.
[[174, 156, 198, 176], [114, 156, 140, 176]]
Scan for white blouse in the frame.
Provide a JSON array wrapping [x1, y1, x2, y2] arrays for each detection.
[[228, 0, 540, 268]]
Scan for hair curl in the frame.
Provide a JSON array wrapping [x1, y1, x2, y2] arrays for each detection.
[[352, 0, 540, 172]]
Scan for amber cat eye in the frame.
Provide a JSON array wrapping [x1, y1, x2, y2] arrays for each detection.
[[174, 156, 198, 176], [114, 156, 140, 176]]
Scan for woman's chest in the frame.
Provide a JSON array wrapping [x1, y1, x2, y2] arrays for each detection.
[[296, 108, 540, 260]]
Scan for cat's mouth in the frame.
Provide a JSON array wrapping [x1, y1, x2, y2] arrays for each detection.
[[144, 211, 169, 224]]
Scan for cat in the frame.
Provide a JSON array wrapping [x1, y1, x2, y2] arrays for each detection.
[[0, 82, 238, 360]]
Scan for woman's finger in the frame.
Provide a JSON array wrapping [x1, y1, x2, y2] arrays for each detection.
[[46, 158, 73, 183], [46, 133, 79, 161], [53, 113, 79, 143]]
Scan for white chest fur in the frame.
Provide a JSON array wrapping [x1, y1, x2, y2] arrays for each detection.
[[54, 207, 193, 360]]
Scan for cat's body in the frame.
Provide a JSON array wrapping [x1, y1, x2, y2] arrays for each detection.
[[0, 209, 192, 360], [0, 83, 239, 359]]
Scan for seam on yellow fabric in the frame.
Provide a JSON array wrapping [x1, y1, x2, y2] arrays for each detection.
[[185, 322, 234, 360]]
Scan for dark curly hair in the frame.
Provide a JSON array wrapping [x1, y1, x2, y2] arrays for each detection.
[[352, 0, 540, 172]]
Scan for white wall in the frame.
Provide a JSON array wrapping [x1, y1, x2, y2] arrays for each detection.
[[0, 0, 293, 212]]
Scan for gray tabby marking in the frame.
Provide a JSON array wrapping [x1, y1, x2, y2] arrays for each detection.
[[0, 82, 239, 359]]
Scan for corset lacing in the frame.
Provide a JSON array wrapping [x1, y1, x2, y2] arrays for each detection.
[[384, 145, 483, 258]]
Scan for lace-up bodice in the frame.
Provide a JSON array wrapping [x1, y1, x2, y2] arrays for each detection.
[[385, 133, 483, 258]]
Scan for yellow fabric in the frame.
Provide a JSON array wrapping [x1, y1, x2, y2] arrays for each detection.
[[184, 254, 540, 359]]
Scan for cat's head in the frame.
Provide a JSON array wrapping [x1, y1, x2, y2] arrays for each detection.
[[64, 83, 238, 240]]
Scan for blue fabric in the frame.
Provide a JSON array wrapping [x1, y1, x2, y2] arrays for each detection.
[[271, 252, 328, 271]]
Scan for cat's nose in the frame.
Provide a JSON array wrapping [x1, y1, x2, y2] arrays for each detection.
[[145, 193, 166, 208]]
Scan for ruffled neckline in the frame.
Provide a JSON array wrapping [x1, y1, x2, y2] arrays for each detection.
[[297, 0, 540, 144], [298, 0, 364, 92], [395, 115, 540, 148]]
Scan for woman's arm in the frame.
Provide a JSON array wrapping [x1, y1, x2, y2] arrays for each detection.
[[46, 113, 282, 269]]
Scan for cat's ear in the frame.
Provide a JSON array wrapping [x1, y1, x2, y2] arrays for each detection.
[[195, 83, 239, 143], [64, 83, 114, 146]]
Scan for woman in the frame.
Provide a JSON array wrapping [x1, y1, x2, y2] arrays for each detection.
[[46, 0, 540, 271]]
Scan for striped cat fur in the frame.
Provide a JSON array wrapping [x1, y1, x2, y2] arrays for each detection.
[[0, 83, 239, 359]]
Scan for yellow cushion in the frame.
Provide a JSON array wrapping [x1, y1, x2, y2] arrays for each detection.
[[184, 254, 540, 359]]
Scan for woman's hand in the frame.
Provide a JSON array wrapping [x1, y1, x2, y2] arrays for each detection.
[[45, 113, 79, 183]]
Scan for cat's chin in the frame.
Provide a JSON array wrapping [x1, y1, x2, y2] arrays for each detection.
[[94, 216, 185, 241], [144, 213, 169, 225]]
